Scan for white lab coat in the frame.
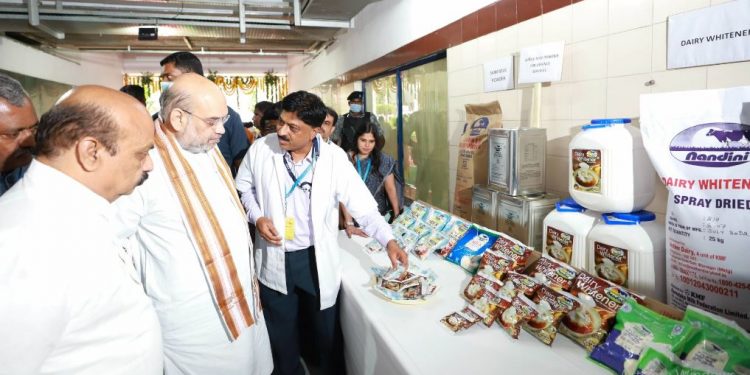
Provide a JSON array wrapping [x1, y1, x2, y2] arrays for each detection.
[[236, 134, 380, 309]]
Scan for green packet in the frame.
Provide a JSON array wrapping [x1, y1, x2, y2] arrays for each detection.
[[634, 345, 731, 375], [589, 298, 696, 375], [679, 306, 750, 374]]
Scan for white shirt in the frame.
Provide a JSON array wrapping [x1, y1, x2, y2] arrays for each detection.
[[114, 146, 272, 375], [236, 134, 395, 308], [0, 160, 163, 375], [282, 149, 315, 251]]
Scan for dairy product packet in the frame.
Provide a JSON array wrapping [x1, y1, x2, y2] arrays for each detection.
[[472, 288, 512, 327], [503, 271, 542, 298], [409, 201, 432, 221], [525, 254, 578, 291], [373, 265, 438, 302], [497, 294, 538, 339], [412, 231, 449, 260], [490, 233, 534, 271], [634, 345, 731, 375], [436, 218, 472, 257], [409, 220, 433, 239], [463, 272, 504, 301], [560, 271, 636, 351], [590, 298, 695, 375], [445, 225, 501, 273], [477, 250, 514, 280], [392, 207, 416, 228], [679, 306, 750, 374], [364, 238, 384, 254], [441, 309, 478, 332], [523, 285, 580, 345], [641, 88, 750, 329], [423, 209, 452, 230]]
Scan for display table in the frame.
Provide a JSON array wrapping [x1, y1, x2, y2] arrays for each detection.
[[337, 231, 606, 375]]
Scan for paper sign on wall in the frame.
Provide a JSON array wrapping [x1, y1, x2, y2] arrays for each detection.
[[483, 56, 514, 92], [518, 41, 565, 84], [668, 0, 750, 69]]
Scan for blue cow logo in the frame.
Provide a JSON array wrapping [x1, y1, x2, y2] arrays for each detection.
[[669, 123, 750, 167]]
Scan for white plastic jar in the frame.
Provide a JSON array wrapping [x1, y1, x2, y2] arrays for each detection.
[[542, 198, 599, 270], [587, 211, 666, 301], [569, 118, 655, 212]]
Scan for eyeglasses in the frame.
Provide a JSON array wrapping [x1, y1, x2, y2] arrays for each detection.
[[0, 124, 38, 142], [180, 109, 230, 128]]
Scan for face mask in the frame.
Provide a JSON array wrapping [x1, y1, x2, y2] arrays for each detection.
[[350, 103, 363, 113], [160, 81, 173, 92]]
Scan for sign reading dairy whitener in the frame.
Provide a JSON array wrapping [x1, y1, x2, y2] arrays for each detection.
[[667, 0, 750, 69], [641, 87, 750, 329]]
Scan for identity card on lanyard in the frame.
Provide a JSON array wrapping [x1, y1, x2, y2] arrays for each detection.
[[356, 157, 371, 182], [282, 138, 319, 241]]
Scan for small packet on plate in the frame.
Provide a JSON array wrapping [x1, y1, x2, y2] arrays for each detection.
[[436, 218, 472, 257], [497, 294, 538, 339], [524, 254, 578, 291], [373, 265, 438, 303], [679, 306, 750, 375], [463, 272, 503, 301], [477, 250, 514, 280], [423, 209, 452, 230], [589, 298, 696, 375], [490, 234, 534, 271], [522, 285, 580, 345], [503, 271, 542, 298], [413, 232, 449, 260]]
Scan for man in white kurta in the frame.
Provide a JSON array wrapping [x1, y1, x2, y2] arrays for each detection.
[[114, 73, 272, 375], [0, 86, 162, 374]]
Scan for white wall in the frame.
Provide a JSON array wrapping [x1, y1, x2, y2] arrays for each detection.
[[0, 36, 124, 88], [287, 0, 497, 91], [446, 0, 750, 218], [122, 53, 289, 75]]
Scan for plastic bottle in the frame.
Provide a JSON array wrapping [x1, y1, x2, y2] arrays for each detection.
[[569, 118, 655, 212], [542, 197, 599, 269], [587, 211, 666, 301]]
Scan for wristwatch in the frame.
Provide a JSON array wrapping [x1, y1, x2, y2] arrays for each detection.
[[346, 221, 354, 227]]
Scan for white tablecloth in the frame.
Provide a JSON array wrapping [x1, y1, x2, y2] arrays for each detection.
[[337, 231, 607, 375]]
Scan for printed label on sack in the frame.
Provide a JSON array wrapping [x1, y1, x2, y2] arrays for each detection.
[[641, 88, 750, 329], [572, 149, 602, 193], [545, 226, 574, 264], [594, 241, 629, 287]]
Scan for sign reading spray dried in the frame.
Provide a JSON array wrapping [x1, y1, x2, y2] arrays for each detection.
[[640, 87, 750, 329]]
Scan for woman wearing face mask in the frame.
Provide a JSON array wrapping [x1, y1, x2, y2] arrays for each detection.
[[342, 122, 400, 238]]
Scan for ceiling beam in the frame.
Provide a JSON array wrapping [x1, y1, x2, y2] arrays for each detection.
[[27, 0, 65, 39]]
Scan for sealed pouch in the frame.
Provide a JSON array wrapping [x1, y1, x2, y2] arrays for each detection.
[[441, 310, 475, 332], [397, 229, 421, 253], [392, 206, 416, 228], [446, 225, 501, 273], [490, 233, 534, 271], [503, 271, 542, 298], [463, 272, 503, 302], [423, 209, 452, 230], [523, 285, 580, 345], [436, 218, 472, 257], [634, 345, 730, 375], [679, 306, 750, 374], [413, 232, 449, 260], [560, 271, 635, 351], [589, 298, 695, 375], [364, 239, 384, 254], [525, 254, 578, 291], [472, 288, 512, 327], [408, 201, 432, 221], [409, 220, 433, 239], [477, 250, 514, 280], [497, 294, 538, 339]]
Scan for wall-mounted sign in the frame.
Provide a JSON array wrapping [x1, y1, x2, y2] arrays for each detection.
[[483, 56, 514, 92], [518, 41, 565, 84], [668, 0, 750, 69]]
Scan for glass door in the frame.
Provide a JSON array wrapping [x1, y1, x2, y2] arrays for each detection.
[[364, 74, 399, 164]]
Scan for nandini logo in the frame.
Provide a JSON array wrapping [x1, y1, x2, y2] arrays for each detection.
[[462, 117, 490, 136], [670, 123, 750, 167]]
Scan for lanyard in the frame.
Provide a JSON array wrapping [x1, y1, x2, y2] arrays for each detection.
[[283, 138, 319, 200], [356, 157, 372, 182]]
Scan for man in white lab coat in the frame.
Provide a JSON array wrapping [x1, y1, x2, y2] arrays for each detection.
[[235, 90, 408, 375], [114, 73, 272, 375], [0, 86, 163, 374]]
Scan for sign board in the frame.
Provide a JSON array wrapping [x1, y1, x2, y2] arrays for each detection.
[[518, 41, 565, 84], [668, 0, 750, 69], [483, 56, 514, 92]]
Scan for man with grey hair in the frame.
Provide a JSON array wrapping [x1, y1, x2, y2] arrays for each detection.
[[0, 73, 37, 196], [114, 73, 273, 375]]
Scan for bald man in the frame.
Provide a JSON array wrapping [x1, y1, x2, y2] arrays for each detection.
[[0, 86, 162, 374], [114, 73, 272, 375]]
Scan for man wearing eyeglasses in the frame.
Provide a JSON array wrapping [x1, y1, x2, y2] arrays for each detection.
[[0, 73, 37, 196], [113, 73, 273, 375]]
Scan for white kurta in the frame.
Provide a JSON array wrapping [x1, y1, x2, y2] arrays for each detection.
[[0, 160, 163, 375], [114, 146, 272, 375]]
